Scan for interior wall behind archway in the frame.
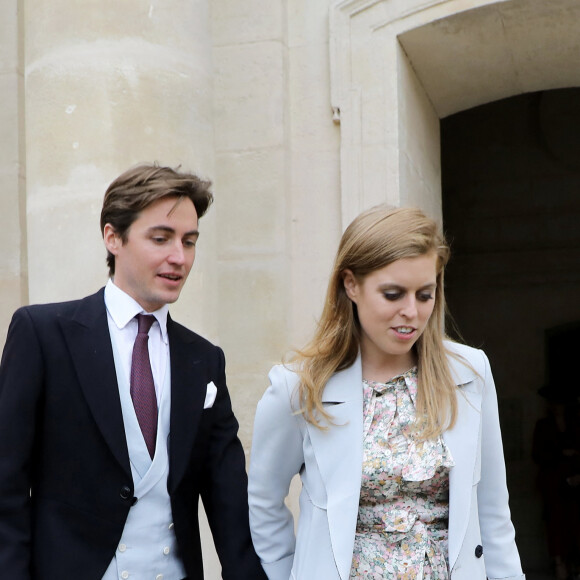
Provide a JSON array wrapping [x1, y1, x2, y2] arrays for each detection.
[[441, 88, 580, 572]]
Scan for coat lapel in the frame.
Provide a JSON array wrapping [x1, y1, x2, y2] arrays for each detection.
[[166, 317, 207, 493], [305, 356, 364, 580], [443, 352, 482, 571], [61, 289, 131, 478]]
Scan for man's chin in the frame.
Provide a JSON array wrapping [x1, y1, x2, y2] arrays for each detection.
[[159, 289, 183, 305]]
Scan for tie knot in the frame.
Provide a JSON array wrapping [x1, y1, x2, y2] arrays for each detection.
[[136, 314, 155, 335]]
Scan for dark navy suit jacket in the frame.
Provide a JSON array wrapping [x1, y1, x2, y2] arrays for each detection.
[[0, 288, 265, 580]]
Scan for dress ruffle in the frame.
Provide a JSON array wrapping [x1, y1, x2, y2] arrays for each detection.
[[364, 370, 455, 483]]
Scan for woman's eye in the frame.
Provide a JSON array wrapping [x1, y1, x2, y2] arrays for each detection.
[[418, 292, 434, 302], [183, 239, 197, 248], [152, 237, 167, 244], [383, 292, 401, 301]]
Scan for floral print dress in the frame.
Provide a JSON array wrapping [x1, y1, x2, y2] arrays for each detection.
[[350, 368, 455, 580]]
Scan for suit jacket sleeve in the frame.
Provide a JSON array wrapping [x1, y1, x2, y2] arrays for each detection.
[[198, 346, 267, 580], [476, 350, 525, 580], [0, 308, 44, 579], [248, 365, 305, 580]]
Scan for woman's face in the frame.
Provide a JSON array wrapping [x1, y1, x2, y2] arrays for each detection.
[[343, 252, 438, 371]]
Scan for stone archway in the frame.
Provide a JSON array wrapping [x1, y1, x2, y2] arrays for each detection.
[[330, 0, 580, 224]]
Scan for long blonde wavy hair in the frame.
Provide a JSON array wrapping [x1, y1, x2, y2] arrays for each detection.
[[291, 205, 458, 440]]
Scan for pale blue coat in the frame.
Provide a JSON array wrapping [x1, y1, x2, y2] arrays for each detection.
[[248, 341, 525, 580]]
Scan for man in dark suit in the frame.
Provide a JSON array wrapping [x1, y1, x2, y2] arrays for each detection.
[[0, 164, 266, 580]]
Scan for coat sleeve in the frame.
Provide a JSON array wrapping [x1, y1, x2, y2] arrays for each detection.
[[476, 350, 525, 580], [248, 365, 305, 580], [0, 308, 44, 579]]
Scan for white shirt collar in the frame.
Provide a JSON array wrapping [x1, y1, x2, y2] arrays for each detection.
[[104, 279, 169, 344]]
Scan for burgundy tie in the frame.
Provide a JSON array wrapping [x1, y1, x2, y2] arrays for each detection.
[[130, 314, 157, 458]]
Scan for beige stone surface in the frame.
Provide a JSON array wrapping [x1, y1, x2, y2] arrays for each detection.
[[212, 0, 283, 46], [215, 149, 286, 258], [0, 0, 25, 351], [214, 41, 285, 152], [0, 278, 25, 345], [397, 46, 442, 219], [217, 259, 287, 381], [399, 0, 580, 117], [0, 0, 18, 70], [25, 0, 212, 62]]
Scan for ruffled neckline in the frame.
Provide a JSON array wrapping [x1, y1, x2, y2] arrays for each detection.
[[362, 368, 454, 482]]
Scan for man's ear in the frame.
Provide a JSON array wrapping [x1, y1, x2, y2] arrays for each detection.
[[103, 224, 121, 255], [342, 269, 358, 302]]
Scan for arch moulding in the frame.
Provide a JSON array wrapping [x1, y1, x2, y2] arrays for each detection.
[[329, 0, 580, 226]]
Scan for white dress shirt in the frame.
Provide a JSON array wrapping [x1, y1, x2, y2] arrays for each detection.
[[104, 279, 169, 404]]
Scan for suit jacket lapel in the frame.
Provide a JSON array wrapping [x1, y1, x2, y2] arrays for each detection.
[[61, 289, 131, 478], [166, 317, 207, 493], [305, 356, 363, 580], [443, 353, 482, 570]]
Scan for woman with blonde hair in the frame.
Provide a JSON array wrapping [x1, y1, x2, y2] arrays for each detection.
[[248, 205, 524, 580]]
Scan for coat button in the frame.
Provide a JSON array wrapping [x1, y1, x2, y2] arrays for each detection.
[[475, 544, 483, 558], [119, 485, 132, 500]]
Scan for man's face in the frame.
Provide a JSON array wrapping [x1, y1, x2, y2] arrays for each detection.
[[104, 196, 199, 312]]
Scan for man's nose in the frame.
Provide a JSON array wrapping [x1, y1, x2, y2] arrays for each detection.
[[167, 241, 185, 265]]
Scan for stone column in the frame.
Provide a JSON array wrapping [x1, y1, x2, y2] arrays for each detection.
[[24, 0, 216, 339], [0, 0, 26, 348]]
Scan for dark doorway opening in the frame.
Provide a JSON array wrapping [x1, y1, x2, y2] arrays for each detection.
[[441, 88, 580, 576]]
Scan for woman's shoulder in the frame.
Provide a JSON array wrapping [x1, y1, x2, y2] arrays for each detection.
[[443, 339, 490, 381], [267, 362, 301, 392], [444, 339, 490, 360]]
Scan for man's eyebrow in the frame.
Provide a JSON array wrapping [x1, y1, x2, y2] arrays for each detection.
[[148, 225, 199, 237]]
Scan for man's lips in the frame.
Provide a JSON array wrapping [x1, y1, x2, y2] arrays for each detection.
[[158, 273, 183, 282]]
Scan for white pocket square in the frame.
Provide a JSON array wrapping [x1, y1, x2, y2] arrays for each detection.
[[204, 381, 218, 409]]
